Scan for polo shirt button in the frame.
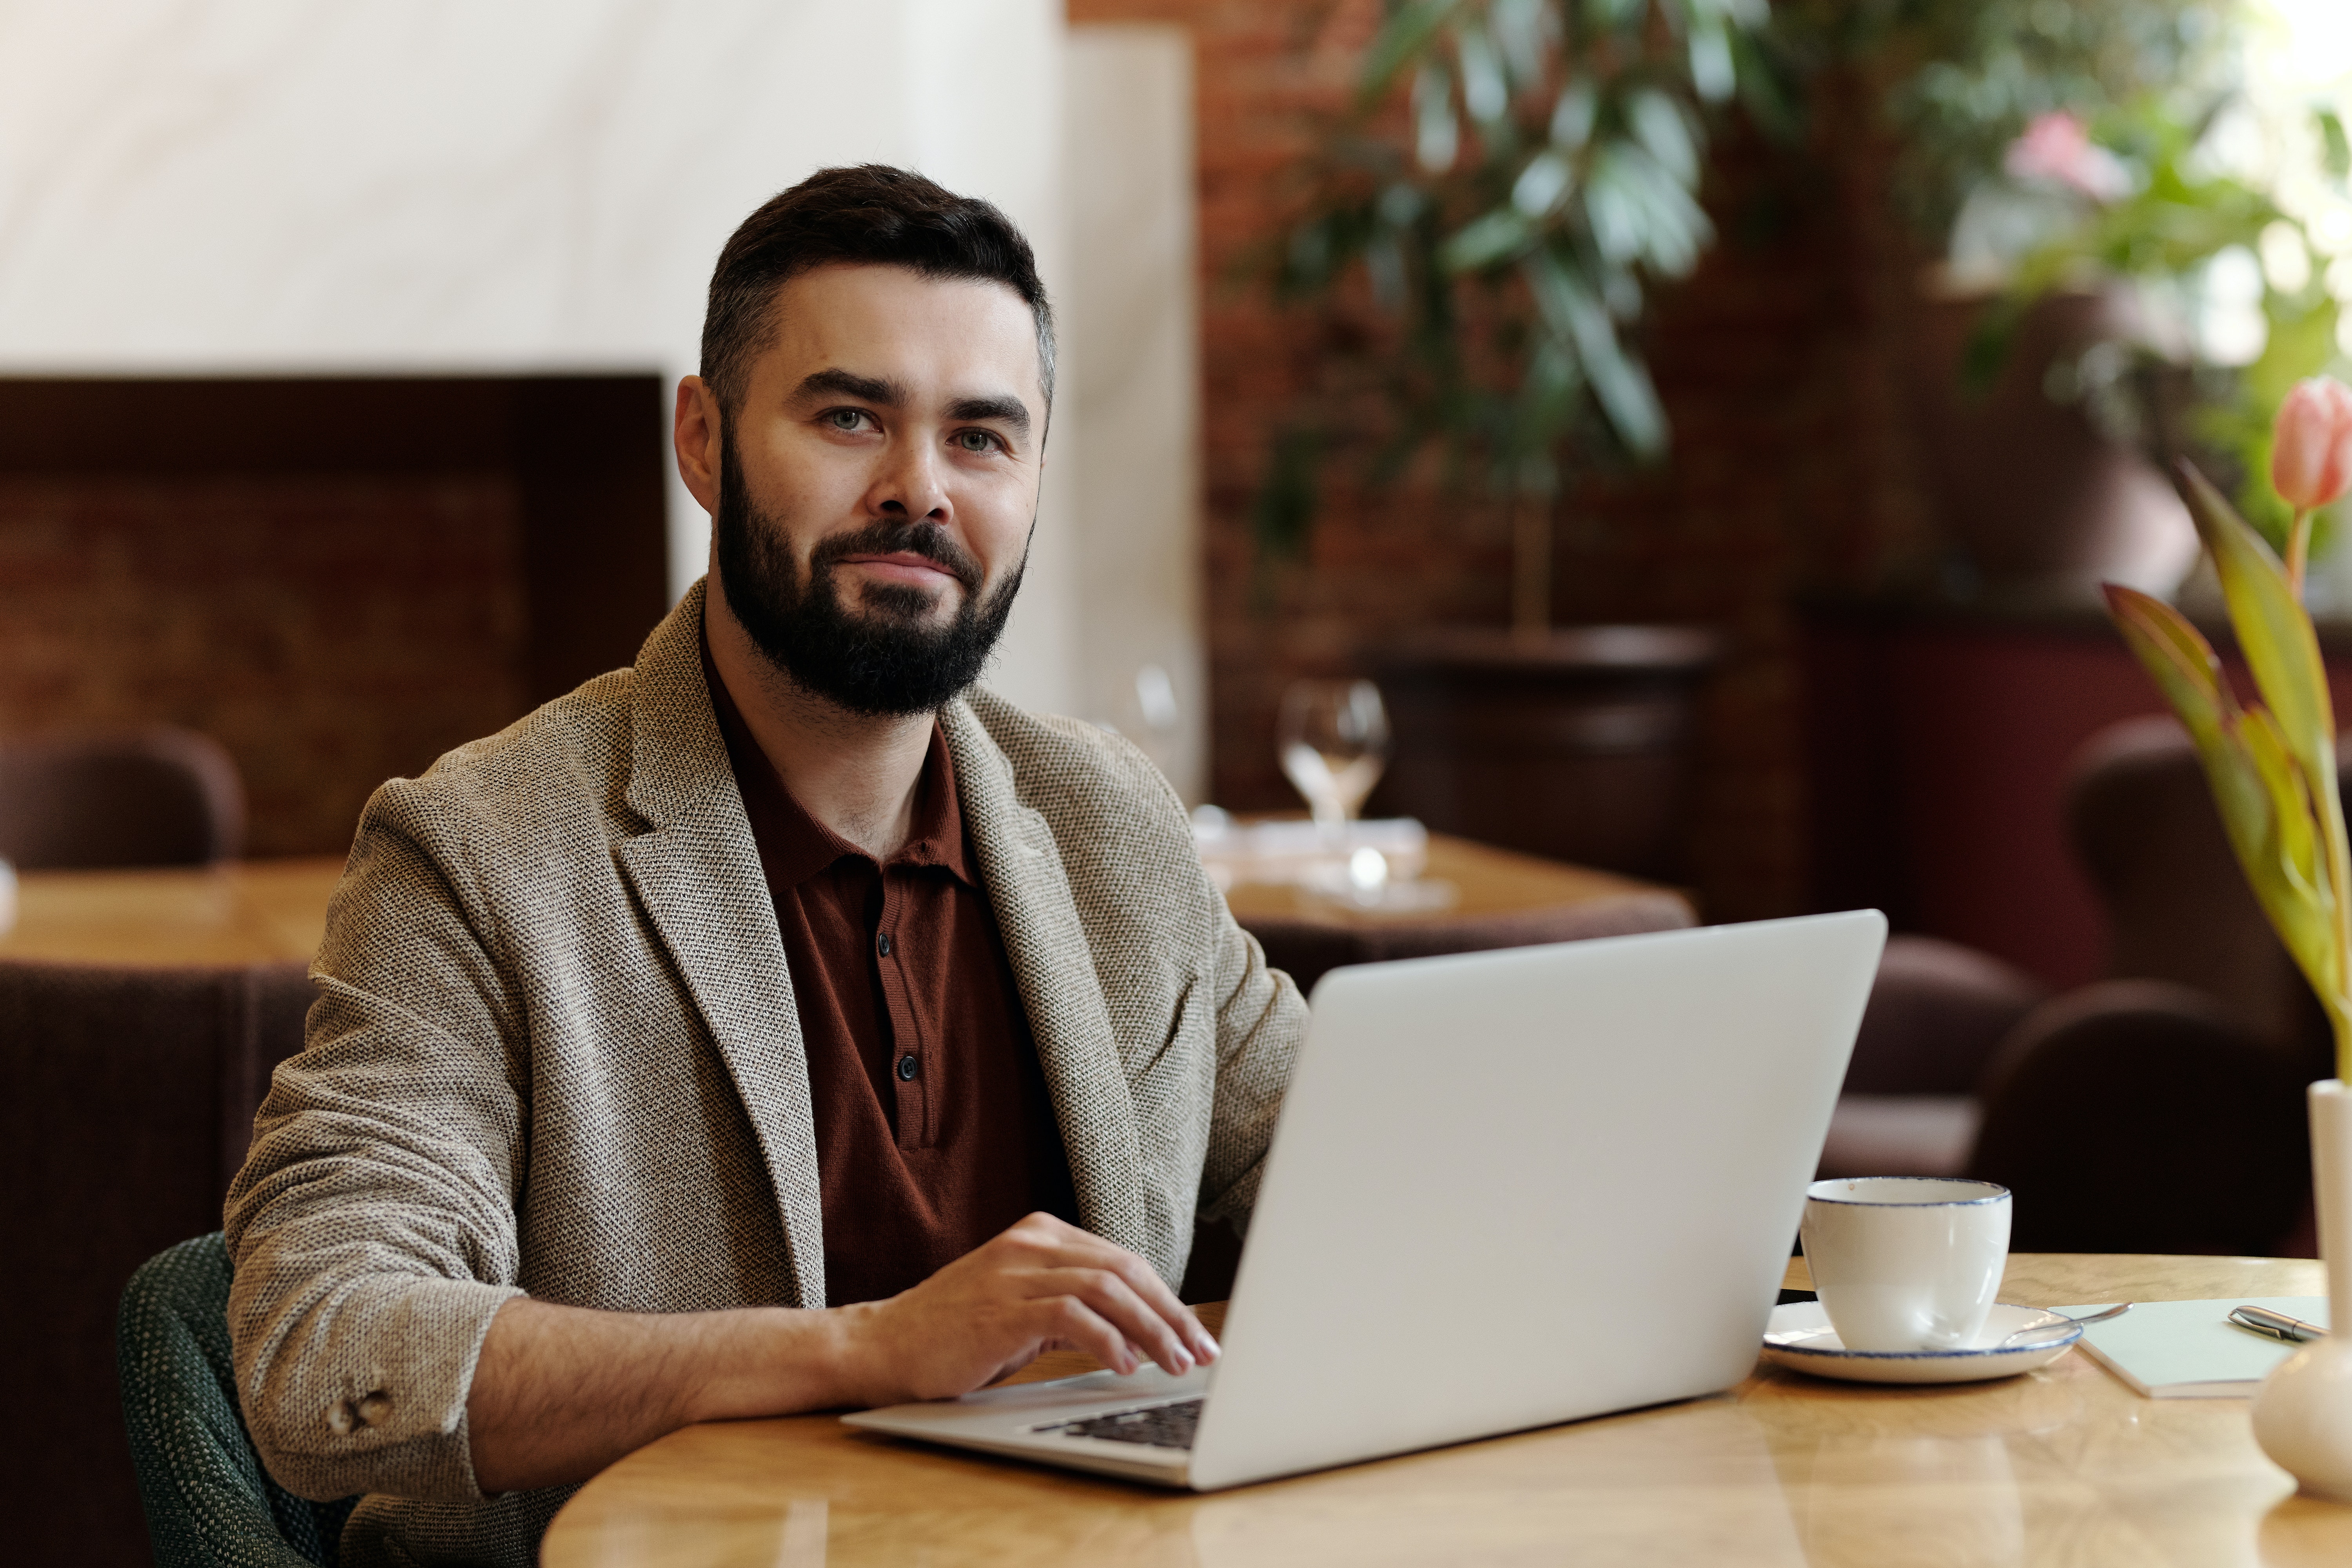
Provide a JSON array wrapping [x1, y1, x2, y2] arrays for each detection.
[[877, 933, 893, 957], [896, 1053, 919, 1082]]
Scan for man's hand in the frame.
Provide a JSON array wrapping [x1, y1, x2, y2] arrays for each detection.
[[836, 1212, 1220, 1405], [467, 1213, 1214, 1494]]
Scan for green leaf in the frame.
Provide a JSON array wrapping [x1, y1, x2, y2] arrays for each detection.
[[1359, 0, 1463, 103], [2115, 481, 2352, 1073], [1627, 89, 1701, 183], [1523, 249, 1667, 457], [1550, 81, 1597, 150], [2103, 584, 2238, 751], [1456, 25, 1508, 128], [2107, 585, 2342, 1015], [1512, 152, 1575, 216], [2176, 462, 2336, 780], [1490, 0, 1548, 89], [1440, 208, 1535, 272], [2237, 706, 2325, 906], [1609, 145, 1714, 274], [1582, 147, 1647, 264], [2320, 107, 2352, 186], [1413, 62, 1460, 174], [2230, 706, 2342, 1005], [1687, 18, 1735, 105]]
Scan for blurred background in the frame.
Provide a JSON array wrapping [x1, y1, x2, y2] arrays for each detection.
[[5, 0, 2346, 944], [9, 0, 2352, 1201], [0, 0, 1204, 838], [16, 4, 2352, 1557]]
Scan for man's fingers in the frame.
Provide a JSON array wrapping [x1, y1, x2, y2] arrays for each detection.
[[998, 1221, 1219, 1365], [1033, 1295, 1137, 1375], [1032, 1267, 1196, 1377], [1099, 1248, 1218, 1364]]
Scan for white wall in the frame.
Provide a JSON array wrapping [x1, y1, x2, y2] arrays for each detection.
[[0, 0, 1090, 718], [1063, 25, 1207, 801], [901, 0, 1079, 722]]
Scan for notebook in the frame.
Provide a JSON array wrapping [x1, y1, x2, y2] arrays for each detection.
[[2054, 1298, 2330, 1398]]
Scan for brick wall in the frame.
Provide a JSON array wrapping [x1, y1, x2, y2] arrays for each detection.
[[0, 474, 528, 857], [0, 376, 667, 863], [1069, 0, 1933, 920]]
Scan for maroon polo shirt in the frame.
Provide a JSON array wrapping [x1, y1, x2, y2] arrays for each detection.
[[700, 640, 1079, 1305]]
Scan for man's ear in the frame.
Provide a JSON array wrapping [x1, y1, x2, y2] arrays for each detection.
[[673, 376, 724, 516]]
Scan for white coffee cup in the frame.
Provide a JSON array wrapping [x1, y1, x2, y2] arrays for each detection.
[[1800, 1177, 2011, 1352]]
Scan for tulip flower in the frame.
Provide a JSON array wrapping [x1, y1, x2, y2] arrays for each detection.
[[2106, 463, 2352, 1080], [2003, 111, 2133, 202], [2272, 376, 2352, 593]]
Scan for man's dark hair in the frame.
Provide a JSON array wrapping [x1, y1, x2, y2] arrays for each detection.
[[699, 164, 1055, 416]]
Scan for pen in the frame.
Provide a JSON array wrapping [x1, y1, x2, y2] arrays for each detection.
[[2228, 1305, 2330, 1343]]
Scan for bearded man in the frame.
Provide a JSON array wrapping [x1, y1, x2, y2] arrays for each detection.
[[225, 165, 1304, 1567]]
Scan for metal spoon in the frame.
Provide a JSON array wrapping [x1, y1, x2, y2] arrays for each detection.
[[2001, 1301, 2132, 1346]]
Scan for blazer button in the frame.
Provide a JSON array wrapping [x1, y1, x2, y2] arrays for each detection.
[[896, 1053, 919, 1082], [877, 933, 893, 957]]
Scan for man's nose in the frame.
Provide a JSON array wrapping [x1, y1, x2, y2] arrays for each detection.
[[871, 439, 952, 523]]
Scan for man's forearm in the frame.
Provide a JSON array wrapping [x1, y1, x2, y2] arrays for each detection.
[[466, 1297, 860, 1493], [464, 1213, 1215, 1495]]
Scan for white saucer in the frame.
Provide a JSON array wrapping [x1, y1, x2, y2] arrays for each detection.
[[1760, 1301, 2083, 1384]]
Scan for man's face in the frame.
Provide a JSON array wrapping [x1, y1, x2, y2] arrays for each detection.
[[712, 263, 1047, 716]]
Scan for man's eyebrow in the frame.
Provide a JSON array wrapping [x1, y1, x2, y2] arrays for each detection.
[[945, 394, 1032, 437], [792, 368, 906, 405]]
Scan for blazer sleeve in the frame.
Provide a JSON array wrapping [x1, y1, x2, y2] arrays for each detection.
[[223, 795, 528, 1505], [1196, 896, 1307, 1229]]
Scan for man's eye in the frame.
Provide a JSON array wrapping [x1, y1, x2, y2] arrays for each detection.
[[825, 409, 874, 432], [954, 429, 1002, 453]]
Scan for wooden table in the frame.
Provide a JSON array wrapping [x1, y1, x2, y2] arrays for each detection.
[[543, 1254, 2352, 1567], [1215, 828, 1694, 998], [0, 835, 1684, 970], [1219, 829, 1690, 931], [0, 856, 343, 966]]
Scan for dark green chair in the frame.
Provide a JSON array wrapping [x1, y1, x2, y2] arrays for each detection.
[[119, 1233, 358, 1568]]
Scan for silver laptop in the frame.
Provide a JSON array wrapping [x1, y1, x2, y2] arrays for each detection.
[[844, 909, 1886, 1490]]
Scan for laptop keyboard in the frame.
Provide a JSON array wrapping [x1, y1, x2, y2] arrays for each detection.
[[1038, 1397, 1203, 1450]]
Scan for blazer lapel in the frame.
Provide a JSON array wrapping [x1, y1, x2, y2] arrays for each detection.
[[943, 701, 1149, 1257], [615, 583, 828, 1309]]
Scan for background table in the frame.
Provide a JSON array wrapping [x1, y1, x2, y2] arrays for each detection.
[[0, 855, 342, 966], [1216, 831, 1694, 995], [543, 1254, 2352, 1568], [1220, 831, 1689, 927], [0, 834, 1686, 975]]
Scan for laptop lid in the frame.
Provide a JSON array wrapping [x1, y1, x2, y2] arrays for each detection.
[[1186, 909, 1885, 1490]]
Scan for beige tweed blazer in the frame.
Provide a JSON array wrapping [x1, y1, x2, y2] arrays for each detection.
[[223, 581, 1304, 1566]]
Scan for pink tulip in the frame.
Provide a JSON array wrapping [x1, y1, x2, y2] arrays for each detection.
[[2272, 377, 2352, 512], [2004, 111, 2132, 201]]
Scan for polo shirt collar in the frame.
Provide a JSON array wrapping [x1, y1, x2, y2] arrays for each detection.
[[699, 625, 979, 891]]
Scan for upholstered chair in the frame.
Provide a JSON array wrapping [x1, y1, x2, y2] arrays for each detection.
[[1820, 717, 2332, 1256], [1, 959, 313, 1564], [0, 726, 246, 869]]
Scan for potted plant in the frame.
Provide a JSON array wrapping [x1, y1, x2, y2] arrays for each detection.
[[2106, 380, 2352, 1498], [1884, 0, 2349, 595], [1258, 0, 1777, 873]]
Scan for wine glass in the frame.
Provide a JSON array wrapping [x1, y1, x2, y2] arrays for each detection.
[[1277, 679, 1390, 832]]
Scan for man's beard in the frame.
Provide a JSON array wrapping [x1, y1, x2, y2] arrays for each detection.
[[713, 425, 1024, 717]]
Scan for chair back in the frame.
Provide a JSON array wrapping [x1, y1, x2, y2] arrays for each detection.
[[1969, 980, 2313, 1254], [0, 726, 246, 869], [2065, 715, 2333, 1062], [120, 1233, 356, 1567], [0, 958, 313, 1565]]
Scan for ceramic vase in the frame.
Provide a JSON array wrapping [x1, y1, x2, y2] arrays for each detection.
[[2253, 1079, 2352, 1501]]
